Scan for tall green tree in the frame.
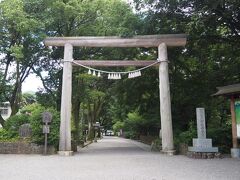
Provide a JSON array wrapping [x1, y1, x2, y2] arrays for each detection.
[[0, 0, 44, 126], [132, 0, 240, 138], [28, 0, 141, 142]]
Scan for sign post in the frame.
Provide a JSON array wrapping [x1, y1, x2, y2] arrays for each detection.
[[42, 112, 52, 155]]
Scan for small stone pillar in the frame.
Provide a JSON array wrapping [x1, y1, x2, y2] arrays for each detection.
[[158, 43, 175, 155], [58, 43, 73, 156]]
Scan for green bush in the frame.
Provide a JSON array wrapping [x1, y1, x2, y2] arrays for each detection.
[[0, 104, 60, 148], [123, 111, 143, 139], [0, 128, 19, 142], [177, 129, 197, 145], [174, 121, 197, 149], [113, 121, 124, 133], [4, 114, 30, 138], [207, 123, 232, 153], [124, 131, 138, 139], [26, 104, 60, 148]]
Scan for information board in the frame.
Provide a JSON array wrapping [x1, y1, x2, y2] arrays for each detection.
[[235, 100, 240, 138]]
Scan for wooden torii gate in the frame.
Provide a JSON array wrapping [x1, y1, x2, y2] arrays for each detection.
[[44, 34, 187, 156]]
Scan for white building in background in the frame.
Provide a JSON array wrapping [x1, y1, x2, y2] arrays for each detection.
[[0, 102, 11, 120]]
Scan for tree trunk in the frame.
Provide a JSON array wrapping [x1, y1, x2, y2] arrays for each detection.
[[86, 101, 94, 141], [88, 120, 94, 141], [0, 115, 5, 128], [72, 98, 81, 143], [10, 61, 22, 115], [86, 98, 104, 140]]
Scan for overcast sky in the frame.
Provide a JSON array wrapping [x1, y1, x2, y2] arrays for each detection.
[[22, 74, 43, 93]]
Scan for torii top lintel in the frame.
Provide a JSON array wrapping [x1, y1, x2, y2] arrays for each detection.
[[44, 34, 187, 47]]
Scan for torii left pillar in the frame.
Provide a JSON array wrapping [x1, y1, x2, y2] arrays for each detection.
[[58, 43, 73, 156]]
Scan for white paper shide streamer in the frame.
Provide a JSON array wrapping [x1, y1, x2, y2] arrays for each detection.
[[108, 73, 121, 80], [128, 71, 141, 79]]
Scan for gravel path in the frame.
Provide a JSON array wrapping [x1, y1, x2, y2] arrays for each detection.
[[0, 136, 239, 180]]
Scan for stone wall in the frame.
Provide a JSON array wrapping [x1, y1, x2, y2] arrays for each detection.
[[0, 141, 55, 154]]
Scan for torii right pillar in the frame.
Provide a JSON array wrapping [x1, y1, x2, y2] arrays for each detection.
[[158, 43, 175, 155]]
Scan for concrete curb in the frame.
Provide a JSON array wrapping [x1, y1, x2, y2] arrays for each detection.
[[126, 138, 151, 152], [83, 141, 93, 147], [77, 141, 93, 151]]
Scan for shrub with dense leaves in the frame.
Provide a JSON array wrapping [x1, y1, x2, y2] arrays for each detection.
[[123, 111, 143, 139], [207, 124, 232, 153], [0, 104, 60, 148], [0, 128, 19, 141], [174, 121, 197, 152], [4, 114, 30, 138], [24, 104, 60, 148], [112, 121, 124, 133]]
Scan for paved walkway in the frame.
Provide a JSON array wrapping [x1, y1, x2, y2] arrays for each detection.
[[0, 136, 240, 180]]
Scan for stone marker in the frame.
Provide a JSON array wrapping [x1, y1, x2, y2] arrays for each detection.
[[19, 124, 32, 138], [196, 108, 206, 139], [188, 108, 218, 153]]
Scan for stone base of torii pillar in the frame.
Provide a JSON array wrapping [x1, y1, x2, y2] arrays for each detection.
[[58, 151, 74, 156]]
